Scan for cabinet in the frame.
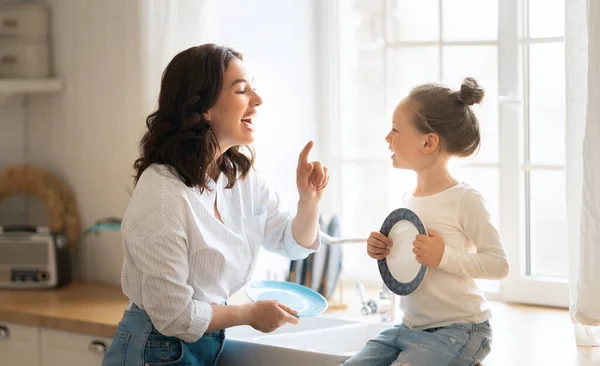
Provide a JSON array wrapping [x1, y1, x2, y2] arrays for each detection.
[[0, 322, 112, 366], [41, 328, 112, 366], [0, 322, 40, 366]]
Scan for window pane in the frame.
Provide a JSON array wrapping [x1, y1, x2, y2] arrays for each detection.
[[387, 46, 440, 110], [529, 170, 568, 278], [443, 46, 499, 164], [340, 48, 388, 158], [528, 0, 564, 38], [528, 42, 565, 165], [342, 243, 382, 281], [340, 163, 389, 238], [340, 163, 396, 282], [442, 0, 498, 41], [386, 0, 439, 42], [340, 0, 385, 45], [387, 167, 417, 212]]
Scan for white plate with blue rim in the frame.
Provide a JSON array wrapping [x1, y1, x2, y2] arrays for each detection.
[[378, 208, 428, 296], [245, 280, 328, 317]]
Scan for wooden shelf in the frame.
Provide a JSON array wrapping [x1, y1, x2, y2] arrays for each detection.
[[0, 78, 63, 103]]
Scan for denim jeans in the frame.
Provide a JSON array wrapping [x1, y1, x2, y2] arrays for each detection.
[[101, 304, 225, 366], [342, 320, 492, 366]]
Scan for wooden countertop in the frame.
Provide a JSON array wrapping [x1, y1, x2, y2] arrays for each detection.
[[0, 281, 376, 339], [0, 282, 128, 338]]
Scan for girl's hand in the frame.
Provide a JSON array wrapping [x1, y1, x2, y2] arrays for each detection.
[[296, 141, 329, 203], [367, 231, 393, 260], [413, 229, 445, 267], [246, 301, 299, 333]]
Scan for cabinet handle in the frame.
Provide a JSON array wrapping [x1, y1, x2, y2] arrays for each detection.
[[1, 55, 17, 64], [0, 325, 9, 338], [2, 18, 18, 28], [88, 340, 107, 354]]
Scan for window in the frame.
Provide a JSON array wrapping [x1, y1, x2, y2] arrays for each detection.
[[325, 0, 567, 306], [523, 0, 567, 279]]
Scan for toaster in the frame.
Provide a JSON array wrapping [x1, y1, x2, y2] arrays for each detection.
[[0, 225, 72, 289]]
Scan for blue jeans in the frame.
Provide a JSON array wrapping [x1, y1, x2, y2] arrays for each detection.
[[101, 304, 225, 366], [343, 320, 492, 366]]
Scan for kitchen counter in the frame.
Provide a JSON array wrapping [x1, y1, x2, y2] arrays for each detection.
[[0, 282, 128, 338], [1, 283, 591, 366], [0, 281, 378, 339]]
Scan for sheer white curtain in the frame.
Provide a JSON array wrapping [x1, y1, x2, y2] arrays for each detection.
[[566, 0, 600, 347]]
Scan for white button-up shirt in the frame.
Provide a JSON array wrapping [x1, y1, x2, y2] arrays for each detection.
[[120, 164, 320, 342]]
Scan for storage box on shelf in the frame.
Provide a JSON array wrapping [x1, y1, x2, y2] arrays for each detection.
[[0, 3, 50, 78], [0, 3, 61, 103]]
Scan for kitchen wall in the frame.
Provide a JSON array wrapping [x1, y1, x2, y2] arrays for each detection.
[[0, 0, 323, 284], [0, 97, 27, 224], [23, 0, 146, 283]]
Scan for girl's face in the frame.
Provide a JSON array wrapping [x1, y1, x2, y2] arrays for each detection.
[[385, 99, 439, 170], [204, 58, 263, 151]]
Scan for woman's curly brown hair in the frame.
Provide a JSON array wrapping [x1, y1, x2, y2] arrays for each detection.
[[133, 44, 255, 192]]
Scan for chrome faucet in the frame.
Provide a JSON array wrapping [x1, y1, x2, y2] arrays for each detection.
[[356, 280, 395, 322]]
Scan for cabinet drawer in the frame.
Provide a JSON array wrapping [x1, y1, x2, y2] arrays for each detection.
[[41, 328, 113, 366], [0, 4, 49, 37], [0, 38, 50, 78], [0, 322, 41, 366]]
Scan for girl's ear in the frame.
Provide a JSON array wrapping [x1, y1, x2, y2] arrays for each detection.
[[422, 133, 440, 153], [203, 110, 212, 122]]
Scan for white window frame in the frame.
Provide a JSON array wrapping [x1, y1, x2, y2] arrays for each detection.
[[318, 0, 568, 307], [499, 0, 568, 307]]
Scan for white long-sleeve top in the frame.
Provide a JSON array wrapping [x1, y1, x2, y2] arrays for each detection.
[[120, 164, 320, 342], [400, 183, 509, 330]]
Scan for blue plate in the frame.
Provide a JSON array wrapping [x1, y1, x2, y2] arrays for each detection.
[[245, 280, 328, 317], [378, 208, 428, 296]]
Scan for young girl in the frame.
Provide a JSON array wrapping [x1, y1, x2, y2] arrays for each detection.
[[344, 78, 509, 366]]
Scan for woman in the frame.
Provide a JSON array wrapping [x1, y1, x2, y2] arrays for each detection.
[[102, 44, 328, 366]]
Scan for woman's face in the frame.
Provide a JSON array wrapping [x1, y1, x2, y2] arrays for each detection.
[[204, 58, 263, 152]]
